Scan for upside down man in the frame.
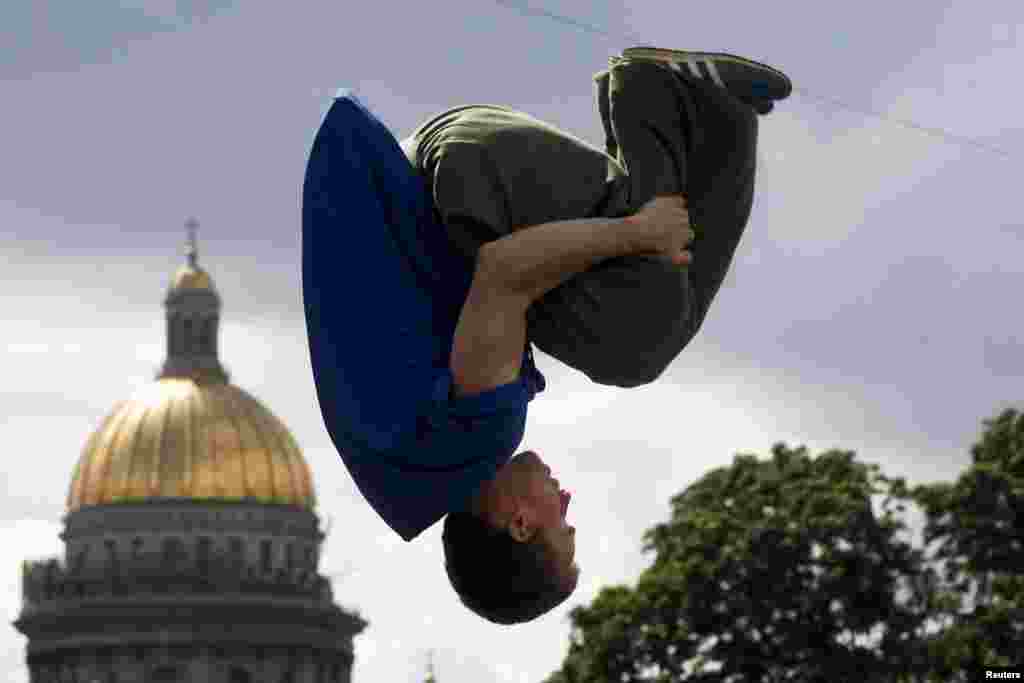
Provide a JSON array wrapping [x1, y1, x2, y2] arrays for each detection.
[[301, 47, 792, 625]]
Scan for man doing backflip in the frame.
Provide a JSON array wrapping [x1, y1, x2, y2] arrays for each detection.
[[302, 47, 792, 624]]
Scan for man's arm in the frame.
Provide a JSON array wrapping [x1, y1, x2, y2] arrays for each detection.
[[478, 215, 650, 303], [450, 215, 654, 398], [449, 272, 530, 399]]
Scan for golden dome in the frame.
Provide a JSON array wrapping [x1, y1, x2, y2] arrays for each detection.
[[67, 377, 317, 512], [170, 264, 214, 291]]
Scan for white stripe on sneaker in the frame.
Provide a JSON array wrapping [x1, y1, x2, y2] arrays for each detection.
[[654, 53, 733, 93], [667, 62, 687, 80], [684, 57, 703, 79], [701, 59, 727, 88]]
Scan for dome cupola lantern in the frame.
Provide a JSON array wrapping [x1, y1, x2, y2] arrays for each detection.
[[158, 217, 230, 384]]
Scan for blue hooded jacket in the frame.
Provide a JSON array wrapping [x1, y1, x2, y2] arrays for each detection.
[[302, 90, 546, 542]]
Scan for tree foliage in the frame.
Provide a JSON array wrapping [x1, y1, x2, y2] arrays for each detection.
[[543, 407, 1024, 682], [901, 407, 1024, 679]]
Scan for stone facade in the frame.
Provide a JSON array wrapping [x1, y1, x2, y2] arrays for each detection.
[[15, 502, 367, 683]]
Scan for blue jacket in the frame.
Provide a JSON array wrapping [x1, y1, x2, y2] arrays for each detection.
[[302, 91, 546, 542]]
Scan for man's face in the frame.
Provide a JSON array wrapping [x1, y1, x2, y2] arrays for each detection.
[[480, 450, 578, 580]]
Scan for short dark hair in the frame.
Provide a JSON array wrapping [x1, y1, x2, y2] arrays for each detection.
[[442, 510, 578, 625]]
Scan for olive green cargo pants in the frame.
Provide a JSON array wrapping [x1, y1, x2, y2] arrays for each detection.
[[428, 59, 760, 387]]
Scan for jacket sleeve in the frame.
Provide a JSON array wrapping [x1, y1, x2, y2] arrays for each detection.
[[384, 346, 546, 471]]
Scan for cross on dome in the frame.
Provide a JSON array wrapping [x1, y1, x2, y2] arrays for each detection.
[[185, 217, 200, 268]]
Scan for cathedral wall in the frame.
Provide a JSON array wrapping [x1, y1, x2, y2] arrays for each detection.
[[26, 644, 357, 682], [61, 502, 323, 581]]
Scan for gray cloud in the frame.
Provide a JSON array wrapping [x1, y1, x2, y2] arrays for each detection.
[[0, 1, 238, 80], [3, 1, 1023, 680]]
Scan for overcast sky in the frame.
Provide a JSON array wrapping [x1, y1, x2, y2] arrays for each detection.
[[2, 1, 1022, 681]]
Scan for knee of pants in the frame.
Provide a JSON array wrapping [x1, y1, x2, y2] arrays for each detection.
[[527, 314, 674, 388], [586, 361, 667, 389], [529, 261, 696, 387], [578, 317, 689, 388]]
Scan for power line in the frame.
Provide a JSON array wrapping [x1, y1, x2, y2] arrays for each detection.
[[492, 0, 1018, 163], [494, 0, 618, 36], [792, 87, 1015, 161]]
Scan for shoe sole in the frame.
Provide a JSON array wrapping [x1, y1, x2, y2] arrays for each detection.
[[620, 47, 792, 100]]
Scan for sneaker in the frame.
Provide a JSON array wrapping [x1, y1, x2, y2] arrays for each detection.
[[620, 47, 792, 105], [749, 98, 774, 115]]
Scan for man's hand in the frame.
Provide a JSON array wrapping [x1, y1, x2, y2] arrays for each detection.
[[626, 195, 695, 266]]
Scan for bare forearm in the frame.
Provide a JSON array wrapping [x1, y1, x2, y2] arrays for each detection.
[[477, 216, 646, 303]]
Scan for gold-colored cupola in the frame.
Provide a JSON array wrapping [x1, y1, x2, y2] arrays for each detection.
[[66, 219, 317, 512]]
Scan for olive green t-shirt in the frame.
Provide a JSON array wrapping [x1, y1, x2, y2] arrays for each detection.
[[399, 104, 623, 266]]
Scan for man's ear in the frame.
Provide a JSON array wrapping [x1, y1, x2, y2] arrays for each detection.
[[507, 509, 537, 544]]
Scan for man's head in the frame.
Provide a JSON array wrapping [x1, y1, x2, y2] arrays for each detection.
[[443, 450, 580, 624]]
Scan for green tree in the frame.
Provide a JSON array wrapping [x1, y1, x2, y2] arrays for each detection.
[[901, 407, 1024, 679], [544, 443, 931, 682], [542, 408, 1024, 682]]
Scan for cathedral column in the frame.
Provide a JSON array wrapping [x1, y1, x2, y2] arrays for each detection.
[[187, 648, 217, 682], [297, 648, 317, 683], [115, 650, 144, 683]]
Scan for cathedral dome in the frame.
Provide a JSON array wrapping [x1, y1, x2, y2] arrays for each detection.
[[66, 217, 316, 512], [66, 378, 316, 512]]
